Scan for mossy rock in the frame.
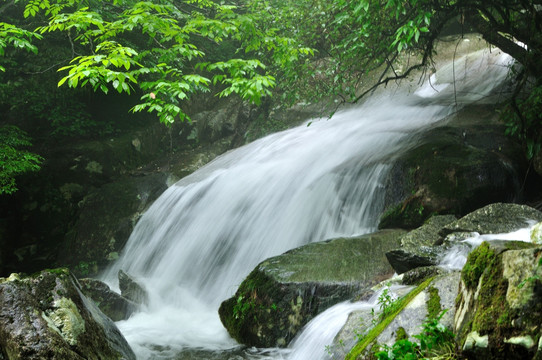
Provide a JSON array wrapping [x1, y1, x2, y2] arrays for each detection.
[[455, 241, 542, 359], [219, 229, 405, 347], [381, 104, 526, 229], [0, 268, 135, 359]]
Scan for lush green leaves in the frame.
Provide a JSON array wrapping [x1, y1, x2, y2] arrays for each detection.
[[13, 0, 309, 125], [0, 22, 42, 71], [0, 126, 43, 195]]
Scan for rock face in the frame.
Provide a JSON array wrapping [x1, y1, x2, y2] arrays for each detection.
[[78, 278, 138, 321], [60, 173, 170, 276], [380, 104, 527, 229], [0, 268, 135, 360], [219, 230, 405, 348], [118, 269, 149, 305], [455, 241, 542, 360]]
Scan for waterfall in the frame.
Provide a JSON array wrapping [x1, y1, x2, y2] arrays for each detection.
[[103, 48, 513, 359]]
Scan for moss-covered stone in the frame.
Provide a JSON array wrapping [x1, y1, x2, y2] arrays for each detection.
[[219, 230, 405, 348], [426, 286, 442, 319], [0, 268, 135, 359], [455, 241, 542, 360]]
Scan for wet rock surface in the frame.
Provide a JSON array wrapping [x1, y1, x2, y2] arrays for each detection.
[[455, 241, 542, 360], [79, 277, 138, 321], [219, 229, 405, 348], [380, 104, 527, 230], [0, 268, 135, 360]]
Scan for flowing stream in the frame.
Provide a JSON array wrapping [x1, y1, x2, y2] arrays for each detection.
[[103, 48, 513, 359]]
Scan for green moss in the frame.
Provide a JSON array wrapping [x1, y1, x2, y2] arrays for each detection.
[[426, 286, 442, 319], [218, 268, 281, 346], [461, 242, 496, 289], [379, 198, 432, 230], [345, 276, 435, 360], [396, 327, 408, 341], [470, 255, 510, 334]]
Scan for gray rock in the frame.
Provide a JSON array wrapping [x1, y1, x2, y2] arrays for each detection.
[[385, 250, 436, 274], [383, 215, 457, 275], [401, 215, 458, 250], [79, 278, 139, 321], [118, 270, 149, 305], [0, 269, 135, 360], [440, 203, 542, 237], [333, 271, 460, 359], [219, 229, 405, 348]]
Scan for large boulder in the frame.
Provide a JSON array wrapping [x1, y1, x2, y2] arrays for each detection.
[[455, 241, 542, 360], [219, 229, 405, 348], [0, 268, 135, 360], [380, 104, 527, 229]]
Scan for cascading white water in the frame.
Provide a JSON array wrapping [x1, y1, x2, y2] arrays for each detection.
[[103, 47, 513, 359]]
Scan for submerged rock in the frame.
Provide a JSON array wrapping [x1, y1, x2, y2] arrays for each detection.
[[0, 268, 135, 360], [219, 229, 405, 348], [118, 269, 149, 306], [79, 278, 138, 321], [455, 241, 542, 360]]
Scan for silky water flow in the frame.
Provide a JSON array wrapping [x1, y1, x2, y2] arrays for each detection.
[[103, 48, 514, 359]]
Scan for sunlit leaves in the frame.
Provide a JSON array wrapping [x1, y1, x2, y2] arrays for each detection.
[[0, 23, 42, 71], [203, 59, 274, 105], [17, 0, 307, 125], [57, 41, 140, 93]]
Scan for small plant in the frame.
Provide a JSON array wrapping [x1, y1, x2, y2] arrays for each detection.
[[232, 294, 254, 320], [373, 310, 457, 360]]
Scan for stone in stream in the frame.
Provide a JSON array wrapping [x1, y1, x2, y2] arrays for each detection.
[[118, 269, 149, 306], [0, 268, 135, 360], [219, 229, 405, 348], [79, 277, 139, 321]]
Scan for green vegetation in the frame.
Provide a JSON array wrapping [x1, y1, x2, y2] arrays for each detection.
[[346, 277, 435, 360], [0, 125, 43, 195], [373, 310, 457, 360], [426, 286, 442, 319], [461, 242, 495, 289], [1, 0, 542, 193]]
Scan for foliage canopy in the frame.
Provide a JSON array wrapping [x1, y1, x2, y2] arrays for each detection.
[[1, 0, 542, 194]]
